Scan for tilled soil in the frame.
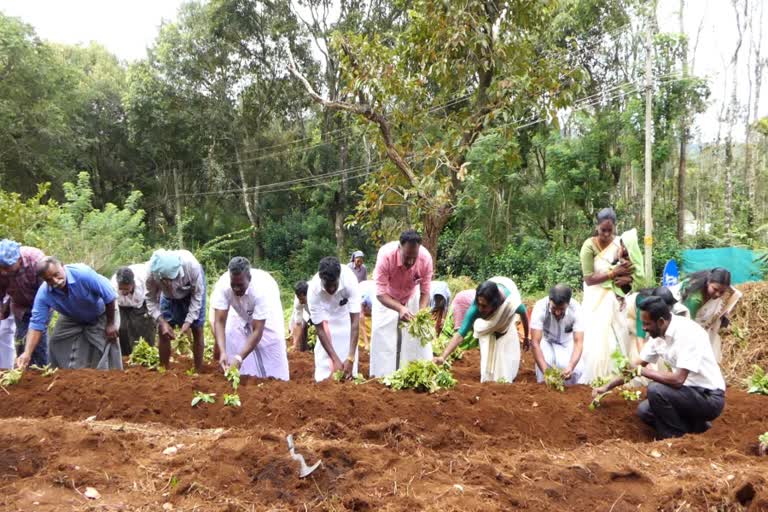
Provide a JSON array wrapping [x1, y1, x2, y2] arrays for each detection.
[[0, 349, 766, 511]]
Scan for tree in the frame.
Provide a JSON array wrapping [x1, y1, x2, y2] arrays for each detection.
[[289, 0, 632, 258]]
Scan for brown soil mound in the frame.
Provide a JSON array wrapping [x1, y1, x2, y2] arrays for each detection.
[[721, 281, 768, 383], [0, 349, 766, 511]]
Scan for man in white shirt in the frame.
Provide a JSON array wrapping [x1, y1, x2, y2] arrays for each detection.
[[593, 297, 726, 439], [307, 257, 361, 381], [211, 256, 289, 380], [530, 284, 584, 386], [111, 264, 156, 355]]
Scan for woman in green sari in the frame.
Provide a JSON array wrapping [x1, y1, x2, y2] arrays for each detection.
[[672, 268, 741, 363]]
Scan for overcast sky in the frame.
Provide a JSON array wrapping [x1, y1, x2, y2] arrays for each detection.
[[0, 0, 765, 142]]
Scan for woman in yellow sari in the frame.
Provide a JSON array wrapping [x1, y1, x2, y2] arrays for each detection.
[[577, 208, 635, 384]]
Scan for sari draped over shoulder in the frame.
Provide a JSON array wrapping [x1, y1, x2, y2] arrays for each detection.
[[670, 283, 741, 363], [473, 276, 522, 383], [577, 238, 629, 384]]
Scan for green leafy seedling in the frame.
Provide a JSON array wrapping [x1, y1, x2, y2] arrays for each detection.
[[332, 370, 346, 382], [589, 391, 612, 411], [590, 376, 610, 388], [382, 360, 457, 393], [128, 339, 160, 370], [30, 364, 57, 377], [185, 368, 197, 376], [544, 367, 565, 392], [0, 368, 23, 387], [191, 391, 216, 407], [223, 393, 241, 407], [745, 365, 768, 395], [619, 388, 642, 401], [225, 366, 241, 392], [406, 309, 436, 347]]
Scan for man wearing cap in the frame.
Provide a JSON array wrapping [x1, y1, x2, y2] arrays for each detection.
[[370, 229, 433, 377], [307, 256, 361, 381], [111, 263, 156, 355], [145, 249, 206, 370], [211, 257, 289, 380], [348, 251, 367, 283], [0, 239, 48, 366], [530, 284, 584, 386], [16, 257, 122, 370]]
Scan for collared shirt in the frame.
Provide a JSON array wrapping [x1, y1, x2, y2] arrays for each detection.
[[307, 265, 361, 324], [110, 262, 150, 309], [30, 264, 117, 331], [347, 262, 368, 282], [373, 241, 433, 305], [145, 250, 204, 324], [0, 246, 45, 320], [530, 297, 584, 346], [289, 296, 310, 331], [452, 289, 476, 330], [210, 268, 268, 324], [640, 315, 726, 391]]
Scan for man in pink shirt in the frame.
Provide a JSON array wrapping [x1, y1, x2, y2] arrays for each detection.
[[369, 229, 433, 377]]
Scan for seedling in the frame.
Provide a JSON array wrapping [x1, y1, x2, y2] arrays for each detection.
[[619, 388, 642, 401], [382, 360, 456, 393], [172, 332, 192, 356], [544, 367, 565, 392], [225, 366, 241, 392], [223, 393, 241, 407], [590, 376, 610, 388], [128, 339, 160, 370], [0, 368, 23, 387], [332, 370, 345, 382], [745, 365, 768, 395], [191, 391, 216, 407], [185, 368, 197, 376], [29, 364, 57, 377], [758, 432, 768, 457], [589, 391, 612, 411], [611, 348, 640, 382], [406, 309, 436, 347]]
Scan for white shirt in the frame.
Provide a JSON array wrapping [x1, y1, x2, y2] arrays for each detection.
[[307, 265, 361, 324], [530, 297, 584, 346], [110, 263, 150, 309], [289, 296, 310, 331], [640, 315, 726, 391], [211, 269, 270, 323]]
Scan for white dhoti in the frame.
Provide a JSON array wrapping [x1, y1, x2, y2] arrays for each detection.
[[314, 314, 358, 382], [0, 316, 16, 369], [369, 290, 431, 377], [223, 311, 289, 381], [535, 338, 582, 385]]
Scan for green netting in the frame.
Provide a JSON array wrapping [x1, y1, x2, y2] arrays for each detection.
[[681, 247, 764, 284]]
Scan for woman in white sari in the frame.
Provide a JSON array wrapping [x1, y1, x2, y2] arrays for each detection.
[[577, 208, 636, 384], [671, 268, 741, 363], [433, 277, 529, 383]]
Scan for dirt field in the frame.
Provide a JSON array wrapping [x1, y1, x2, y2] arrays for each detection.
[[1, 349, 767, 511]]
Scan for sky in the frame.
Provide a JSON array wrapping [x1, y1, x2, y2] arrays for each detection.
[[0, 0, 765, 143]]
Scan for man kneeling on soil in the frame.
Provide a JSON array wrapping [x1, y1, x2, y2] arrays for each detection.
[[530, 284, 584, 386], [307, 257, 361, 381], [212, 257, 289, 380], [16, 257, 122, 370], [593, 297, 725, 439]]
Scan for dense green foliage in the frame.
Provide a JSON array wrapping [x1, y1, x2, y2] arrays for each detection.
[[0, 1, 766, 292]]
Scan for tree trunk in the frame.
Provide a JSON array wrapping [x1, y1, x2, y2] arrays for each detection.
[[421, 205, 452, 262], [335, 134, 349, 257], [172, 167, 184, 248], [748, 0, 764, 226], [676, 0, 688, 241]]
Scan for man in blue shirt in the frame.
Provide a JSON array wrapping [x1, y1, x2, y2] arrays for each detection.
[[15, 257, 122, 370]]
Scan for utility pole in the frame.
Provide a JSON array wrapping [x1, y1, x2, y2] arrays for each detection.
[[644, 0, 655, 280]]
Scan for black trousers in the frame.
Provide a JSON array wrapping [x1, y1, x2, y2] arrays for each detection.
[[637, 382, 725, 439]]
